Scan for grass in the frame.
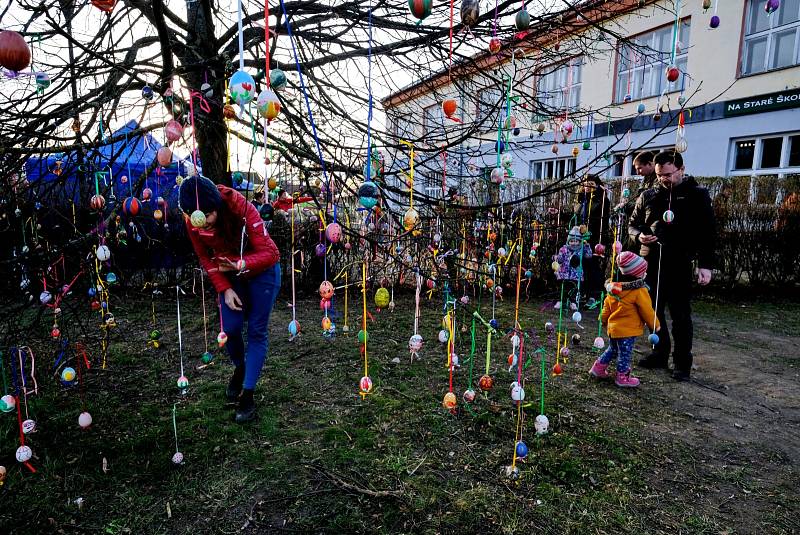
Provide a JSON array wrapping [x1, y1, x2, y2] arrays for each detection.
[[0, 289, 797, 534]]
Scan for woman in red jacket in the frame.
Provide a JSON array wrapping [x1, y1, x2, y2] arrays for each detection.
[[180, 176, 281, 423]]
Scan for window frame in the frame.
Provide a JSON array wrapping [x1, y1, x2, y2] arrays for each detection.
[[612, 18, 692, 104], [476, 85, 504, 131], [422, 104, 440, 137], [729, 132, 800, 176], [739, 0, 800, 76], [533, 56, 584, 115]]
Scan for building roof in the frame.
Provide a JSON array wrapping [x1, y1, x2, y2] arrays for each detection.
[[381, 0, 646, 110]]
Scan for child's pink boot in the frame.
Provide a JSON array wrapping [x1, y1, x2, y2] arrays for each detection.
[[615, 370, 640, 388], [589, 360, 613, 379]]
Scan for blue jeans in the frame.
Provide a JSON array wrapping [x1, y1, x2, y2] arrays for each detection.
[[598, 336, 636, 373], [219, 264, 281, 389]]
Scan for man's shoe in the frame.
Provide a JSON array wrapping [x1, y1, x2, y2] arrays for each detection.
[[226, 367, 245, 402], [638, 352, 669, 369], [235, 389, 257, 423], [671, 369, 691, 382]]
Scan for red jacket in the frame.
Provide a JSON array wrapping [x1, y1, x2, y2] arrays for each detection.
[[185, 185, 280, 293]]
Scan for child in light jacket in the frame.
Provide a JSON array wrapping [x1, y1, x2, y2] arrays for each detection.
[[589, 251, 659, 388]]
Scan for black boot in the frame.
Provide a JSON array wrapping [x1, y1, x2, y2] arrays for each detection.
[[671, 369, 691, 382], [638, 352, 669, 369], [235, 389, 256, 423], [226, 367, 245, 402]]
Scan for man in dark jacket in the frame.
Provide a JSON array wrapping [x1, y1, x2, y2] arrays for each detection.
[[628, 151, 714, 381], [617, 151, 658, 218]]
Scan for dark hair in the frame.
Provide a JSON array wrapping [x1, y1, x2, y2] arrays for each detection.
[[582, 174, 604, 187], [633, 151, 655, 165], [654, 150, 684, 168]]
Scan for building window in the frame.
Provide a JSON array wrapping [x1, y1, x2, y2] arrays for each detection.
[[535, 57, 583, 114], [742, 0, 800, 75], [423, 104, 441, 136], [528, 157, 577, 181], [615, 21, 691, 103], [393, 114, 413, 140], [477, 86, 503, 130], [730, 133, 800, 174]]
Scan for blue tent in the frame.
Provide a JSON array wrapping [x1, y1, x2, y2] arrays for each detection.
[[24, 120, 199, 206]]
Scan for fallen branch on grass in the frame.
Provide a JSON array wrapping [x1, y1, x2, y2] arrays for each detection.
[[305, 463, 404, 499]]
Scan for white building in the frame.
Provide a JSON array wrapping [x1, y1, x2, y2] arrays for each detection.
[[382, 0, 800, 206]]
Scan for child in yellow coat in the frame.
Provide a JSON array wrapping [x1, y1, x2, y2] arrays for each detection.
[[589, 251, 660, 387]]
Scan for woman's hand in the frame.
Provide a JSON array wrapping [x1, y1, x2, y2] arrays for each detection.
[[211, 256, 239, 273], [223, 288, 243, 311]]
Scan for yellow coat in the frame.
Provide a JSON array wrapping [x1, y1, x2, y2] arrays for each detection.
[[601, 279, 660, 338]]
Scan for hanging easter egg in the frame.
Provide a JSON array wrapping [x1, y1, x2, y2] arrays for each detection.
[[223, 104, 237, 120], [0, 31, 32, 72], [572, 311, 582, 323], [229, 69, 256, 107], [96, 244, 111, 262], [153, 208, 163, 221], [442, 391, 457, 410], [675, 136, 688, 153], [157, 146, 173, 167], [315, 243, 326, 257], [593, 243, 606, 257], [122, 197, 140, 216], [0, 465, 6, 484], [534, 414, 549, 435], [91, 0, 117, 12], [702, 0, 712, 8], [582, 140, 591, 150], [551, 144, 559, 154], [375, 287, 390, 308], [490, 167, 505, 185], [560, 346, 570, 359], [561, 120, 574, 137], [78, 411, 93, 428], [765, 0, 780, 13], [571, 333, 581, 345], [637, 102, 647, 114], [710, 15, 720, 28], [325, 222, 342, 243], [515, 9, 531, 30], [478, 374, 494, 391], [200, 82, 213, 98], [90, 194, 106, 210], [666, 66, 680, 83], [463, 389, 476, 403], [106, 272, 117, 285], [141, 187, 153, 201], [593, 336, 605, 349], [51, 326, 61, 338], [200, 351, 214, 364], [15, 445, 32, 463], [490, 318, 499, 330], [515, 441, 528, 458], [357, 329, 368, 344], [176, 375, 189, 390], [442, 99, 457, 119], [488, 37, 501, 54], [409, 334, 423, 352], [501, 153, 513, 168], [288, 320, 300, 336], [571, 146, 580, 158], [438, 329, 449, 344], [552, 361, 563, 375], [511, 384, 525, 402], [21, 418, 36, 434], [319, 316, 331, 331], [461, 0, 480, 26], [59, 367, 77, 386], [141, 85, 154, 100], [35, 72, 50, 90], [663, 209, 675, 223], [624, 93, 633, 103], [359, 375, 373, 394], [358, 181, 380, 209], [269, 68, 288, 90], [648, 333, 660, 345], [319, 280, 334, 300], [496, 139, 506, 153], [537, 122, 546, 134], [256, 88, 281, 120], [408, 0, 432, 20], [40, 290, 52, 305], [217, 331, 228, 347], [172, 451, 184, 464], [189, 209, 206, 228], [0, 394, 15, 413], [613, 240, 623, 253], [165, 120, 184, 143]]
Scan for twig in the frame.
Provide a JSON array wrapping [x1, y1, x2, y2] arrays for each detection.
[[305, 463, 403, 499]]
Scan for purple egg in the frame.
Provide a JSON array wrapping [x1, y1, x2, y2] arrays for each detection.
[[710, 15, 720, 28], [315, 243, 326, 257]]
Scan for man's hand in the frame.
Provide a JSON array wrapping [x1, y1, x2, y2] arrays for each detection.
[[223, 288, 243, 311], [696, 268, 712, 286], [638, 234, 658, 244]]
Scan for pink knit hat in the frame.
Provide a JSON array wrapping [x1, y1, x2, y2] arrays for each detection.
[[617, 251, 648, 278]]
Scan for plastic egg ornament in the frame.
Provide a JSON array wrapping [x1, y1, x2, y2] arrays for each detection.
[[78, 411, 93, 428], [229, 69, 256, 107], [765, 0, 780, 13], [60, 367, 77, 385], [442, 98, 458, 119], [325, 222, 342, 243], [96, 244, 111, 262], [319, 280, 334, 300], [90, 194, 106, 210], [217, 331, 228, 347], [572, 311, 582, 323], [256, 88, 281, 120], [594, 243, 606, 256], [710, 15, 720, 28], [648, 333, 660, 345], [442, 392, 457, 410], [593, 336, 605, 349], [22, 418, 36, 434], [15, 445, 32, 463], [666, 66, 680, 83], [0, 30, 31, 71], [200, 82, 213, 98], [511, 384, 525, 402], [438, 329, 449, 344], [488, 37, 501, 54], [560, 346, 570, 359], [613, 240, 623, 253], [463, 389, 476, 403], [478, 374, 494, 391], [35, 71, 50, 90], [637, 102, 647, 114], [545, 321, 555, 333], [189, 210, 206, 228], [515, 8, 531, 30], [408, 0, 432, 20], [374, 287, 390, 308], [357, 181, 380, 209], [321, 316, 332, 331], [141, 85, 154, 100], [358, 330, 368, 344], [534, 414, 550, 435], [106, 272, 118, 285], [703, 0, 712, 8], [157, 146, 173, 167], [172, 451, 184, 465], [0, 465, 6, 484], [402, 208, 419, 231], [359, 375, 373, 394], [663, 209, 675, 223], [515, 441, 528, 458], [409, 334, 423, 352], [675, 137, 688, 153], [177, 376, 189, 390], [165, 120, 184, 143], [288, 320, 300, 336], [0, 394, 15, 412]]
